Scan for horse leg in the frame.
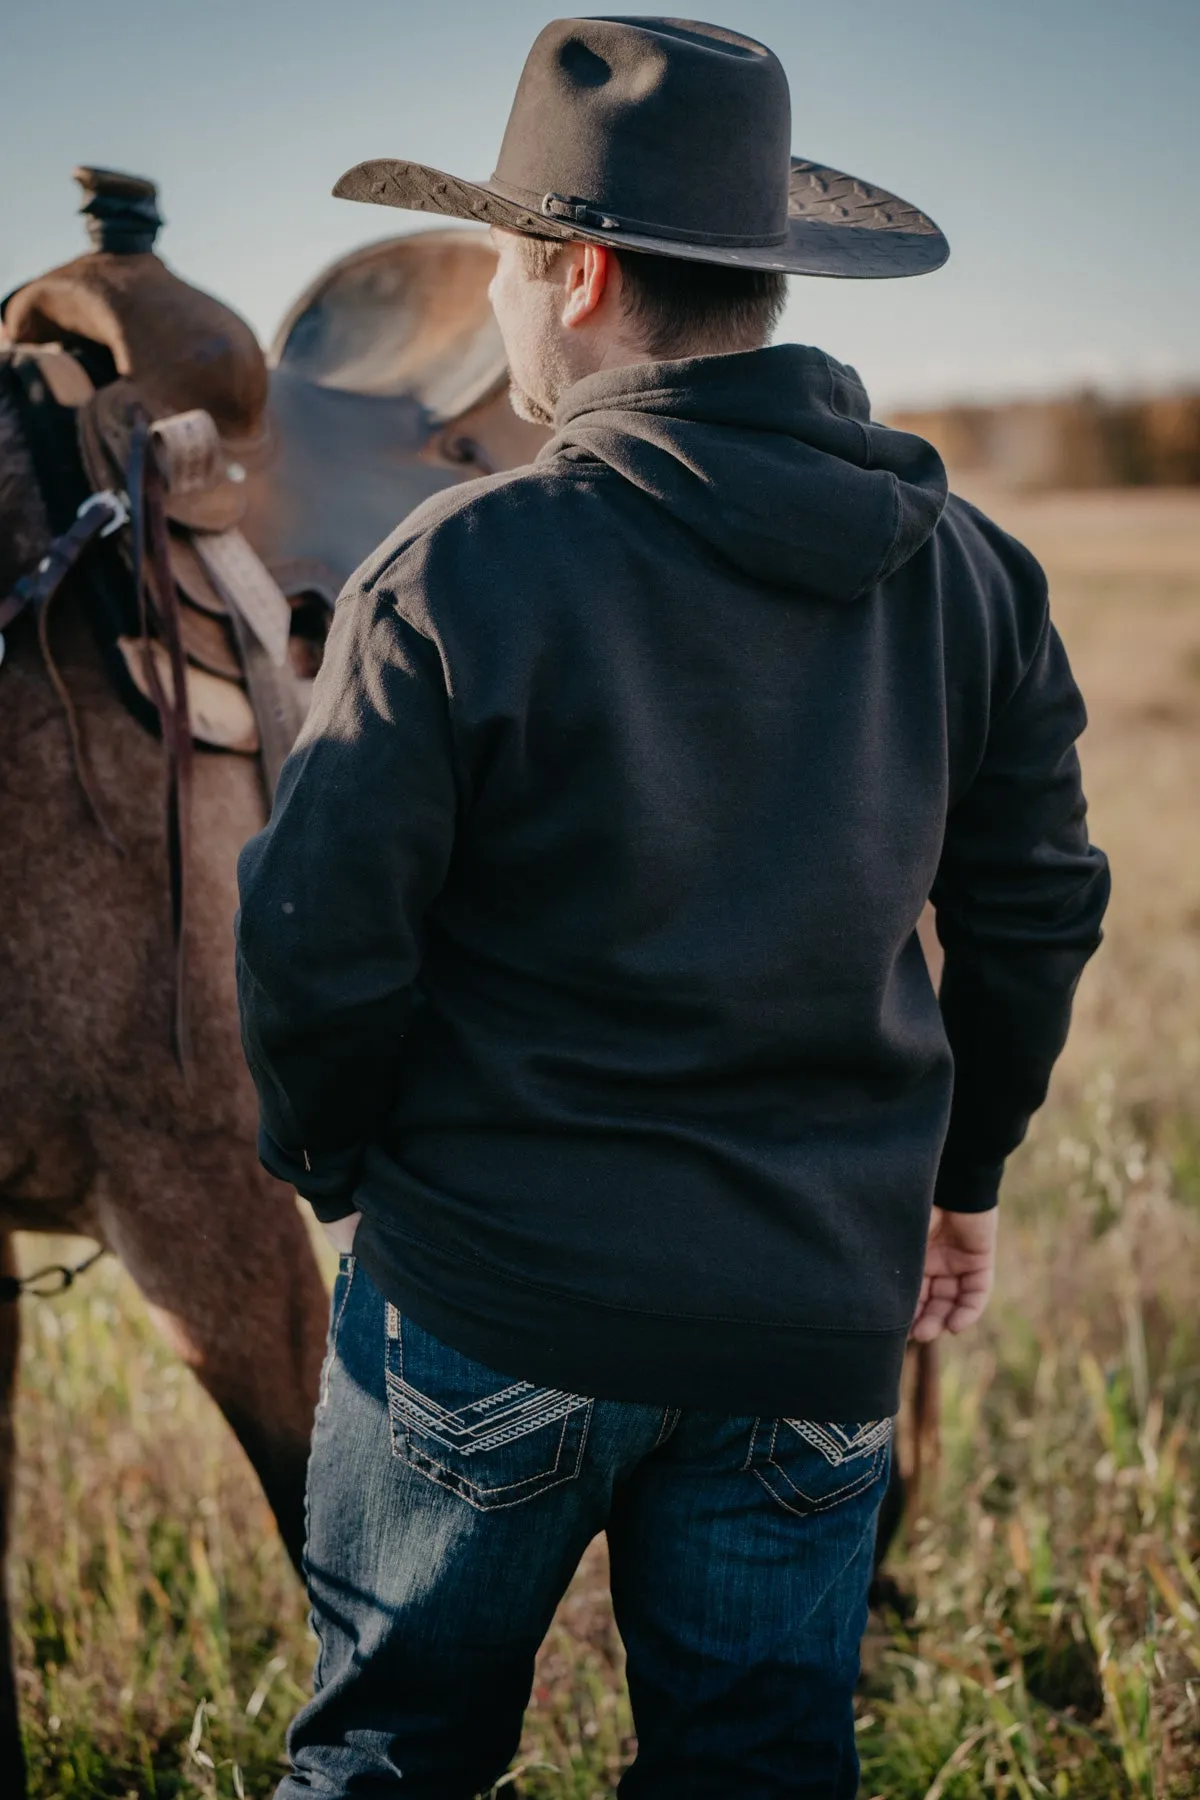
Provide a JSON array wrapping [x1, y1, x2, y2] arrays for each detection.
[[93, 1128, 327, 1571], [869, 1454, 911, 1617], [870, 1341, 939, 1618], [0, 1231, 27, 1796]]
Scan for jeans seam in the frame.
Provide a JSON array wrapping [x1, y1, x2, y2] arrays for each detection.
[[742, 1417, 761, 1471], [317, 1257, 356, 1414], [653, 1407, 683, 1450]]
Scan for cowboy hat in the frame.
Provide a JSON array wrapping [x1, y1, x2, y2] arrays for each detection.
[[334, 16, 948, 280]]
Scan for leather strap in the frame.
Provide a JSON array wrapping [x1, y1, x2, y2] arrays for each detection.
[[25, 344, 96, 409], [128, 416, 195, 1073], [0, 491, 124, 634], [2, 351, 158, 736], [188, 527, 305, 800], [149, 450, 195, 1075], [225, 604, 306, 801]]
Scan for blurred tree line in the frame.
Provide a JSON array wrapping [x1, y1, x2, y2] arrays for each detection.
[[888, 391, 1200, 490]]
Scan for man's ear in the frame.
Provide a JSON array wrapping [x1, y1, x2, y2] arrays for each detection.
[[562, 243, 614, 329]]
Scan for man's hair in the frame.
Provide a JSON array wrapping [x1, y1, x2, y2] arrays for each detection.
[[515, 234, 787, 358]]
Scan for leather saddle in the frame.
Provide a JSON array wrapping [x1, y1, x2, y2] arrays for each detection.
[[1, 170, 543, 784], [242, 229, 546, 602], [1, 167, 298, 783], [5, 200, 267, 450]]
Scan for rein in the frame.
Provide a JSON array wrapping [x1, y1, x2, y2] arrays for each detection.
[[128, 418, 196, 1070], [0, 489, 129, 849], [0, 488, 127, 639], [0, 1246, 107, 1306]]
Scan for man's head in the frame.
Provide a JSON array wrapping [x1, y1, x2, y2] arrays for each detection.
[[335, 16, 948, 411], [488, 227, 788, 425]]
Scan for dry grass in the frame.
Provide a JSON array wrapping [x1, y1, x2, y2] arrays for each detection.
[[11, 488, 1200, 1795]]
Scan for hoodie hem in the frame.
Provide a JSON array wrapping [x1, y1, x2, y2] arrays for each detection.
[[355, 1216, 910, 1420]]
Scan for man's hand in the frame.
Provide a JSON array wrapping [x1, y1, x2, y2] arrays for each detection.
[[910, 1205, 997, 1343], [323, 1211, 362, 1256]]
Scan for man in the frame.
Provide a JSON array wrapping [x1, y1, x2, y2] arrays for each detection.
[[236, 17, 1109, 1798]]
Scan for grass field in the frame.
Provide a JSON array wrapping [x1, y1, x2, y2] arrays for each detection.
[[11, 487, 1200, 1796]]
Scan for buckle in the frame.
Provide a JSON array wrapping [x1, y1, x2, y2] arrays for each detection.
[[77, 489, 130, 538], [541, 192, 622, 231]]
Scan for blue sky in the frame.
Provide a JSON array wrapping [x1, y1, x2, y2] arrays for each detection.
[[3, 0, 1196, 408]]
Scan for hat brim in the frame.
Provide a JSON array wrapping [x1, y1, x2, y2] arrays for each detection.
[[332, 156, 948, 280]]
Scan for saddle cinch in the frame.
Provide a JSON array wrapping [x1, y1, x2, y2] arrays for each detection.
[[0, 166, 544, 1059]]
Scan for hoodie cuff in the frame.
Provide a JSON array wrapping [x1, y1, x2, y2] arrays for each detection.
[[933, 1151, 1005, 1213], [256, 1126, 363, 1222]]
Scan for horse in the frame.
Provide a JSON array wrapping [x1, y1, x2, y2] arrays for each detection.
[[0, 166, 541, 1791]]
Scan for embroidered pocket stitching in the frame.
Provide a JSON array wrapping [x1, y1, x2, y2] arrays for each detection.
[[756, 1444, 887, 1515], [384, 1306, 593, 1507], [747, 1415, 892, 1517], [784, 1417, 893, 1466], [405, 1415, 591, 1511], [386, 1371, 589, 1456]]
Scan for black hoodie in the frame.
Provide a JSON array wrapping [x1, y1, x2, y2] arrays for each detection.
[[236, 344, 1109, 1419]]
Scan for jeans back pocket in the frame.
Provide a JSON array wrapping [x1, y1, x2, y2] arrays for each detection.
[[748, 1416, 893, 1517], [384, 1305, 593, 1511]]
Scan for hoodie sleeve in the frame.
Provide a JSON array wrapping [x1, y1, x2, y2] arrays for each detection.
[[235, 554, 457, 1222], [929, 600, 1110, 1212]]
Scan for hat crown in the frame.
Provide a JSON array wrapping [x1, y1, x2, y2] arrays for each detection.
[[491, 16, 792, 247]]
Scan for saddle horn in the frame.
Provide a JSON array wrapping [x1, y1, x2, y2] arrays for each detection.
[[73, 166, 164, 256]]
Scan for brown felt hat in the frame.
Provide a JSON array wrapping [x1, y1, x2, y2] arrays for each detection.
[[334, 16, 948, 280]]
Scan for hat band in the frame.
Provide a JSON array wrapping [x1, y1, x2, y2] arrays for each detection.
[[487, 175, 789, 249]]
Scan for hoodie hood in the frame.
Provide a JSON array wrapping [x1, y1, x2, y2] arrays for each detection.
[[543, 343, 947, 601]]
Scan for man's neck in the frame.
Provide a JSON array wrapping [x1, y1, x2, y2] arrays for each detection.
[[536, 331, 770, 423], [577, 330, 768, 380]]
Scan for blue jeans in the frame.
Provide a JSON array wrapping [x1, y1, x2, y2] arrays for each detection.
[[280, 1257, 892, 1799]]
